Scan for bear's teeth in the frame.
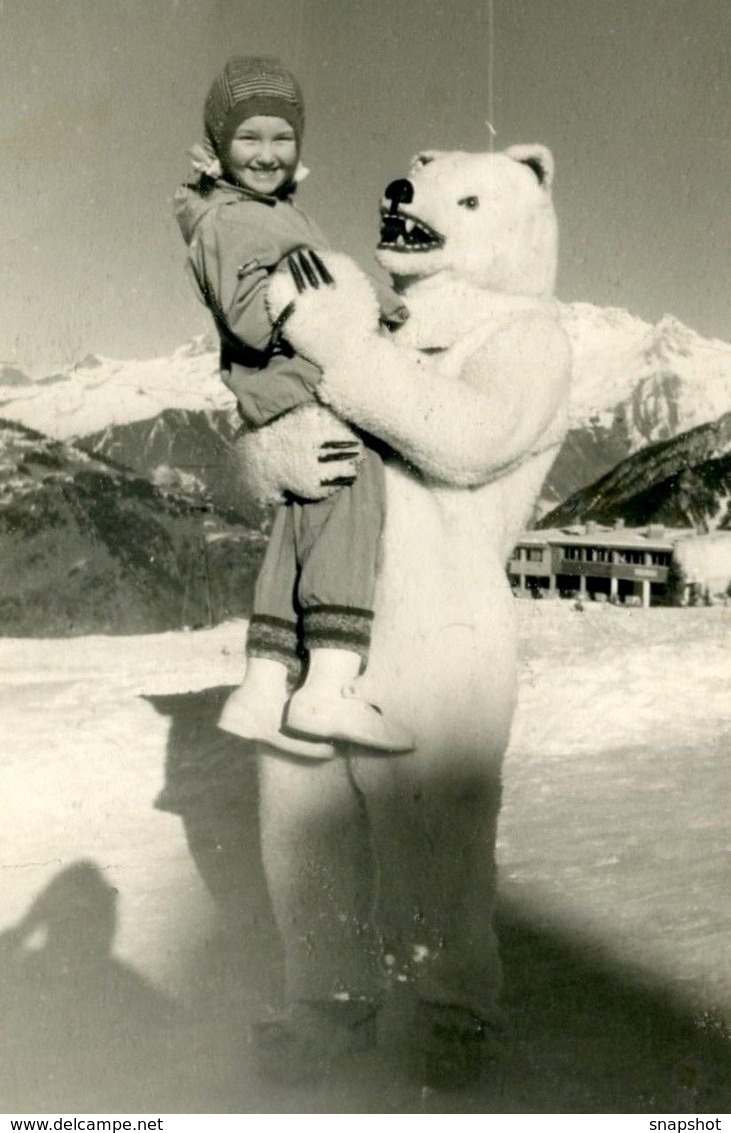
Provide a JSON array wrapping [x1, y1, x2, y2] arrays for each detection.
[[404, 218, 415, 234], [395, 234, 405, 246]]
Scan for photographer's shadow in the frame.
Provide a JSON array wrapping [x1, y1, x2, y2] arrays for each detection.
[[0, 861, 181, 1112]]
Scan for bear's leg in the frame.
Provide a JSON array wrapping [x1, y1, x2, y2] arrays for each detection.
[[255, 751, 383, 1079], [355, 752, 504, 1085]]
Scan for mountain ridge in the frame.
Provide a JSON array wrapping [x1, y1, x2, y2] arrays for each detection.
[[1, 303, 730, 510], [541, 412, 731, 532], [0, 418, 265, 637]]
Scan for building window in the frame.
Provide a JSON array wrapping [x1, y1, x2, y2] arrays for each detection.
[[563, 546, 583, 560], [526, 548, 544, 562], [616, 549, 645, 564], [651, 551, 671, 566]]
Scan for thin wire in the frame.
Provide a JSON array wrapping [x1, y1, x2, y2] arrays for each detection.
[[487, 0, 496, 151]]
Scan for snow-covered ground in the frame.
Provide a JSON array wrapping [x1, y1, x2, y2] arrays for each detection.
[[503, 601, 730, 1011], [1, 603, 729, 1112]]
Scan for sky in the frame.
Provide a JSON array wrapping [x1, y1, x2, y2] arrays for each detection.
[[1, 0, 730, 373]]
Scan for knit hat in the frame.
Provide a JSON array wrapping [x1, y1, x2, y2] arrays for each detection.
[[204, 56, 305, 160]]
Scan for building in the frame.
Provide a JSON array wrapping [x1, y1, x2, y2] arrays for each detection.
[[509, 522, 698, 607]]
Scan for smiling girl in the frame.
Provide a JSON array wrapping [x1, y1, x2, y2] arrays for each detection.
[[173, 57, 412, 760]]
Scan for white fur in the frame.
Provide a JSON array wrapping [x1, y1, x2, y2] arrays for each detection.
[[234, 403, 361, 504], [267, 253, 381, 362], [282, 271, 569, 493]]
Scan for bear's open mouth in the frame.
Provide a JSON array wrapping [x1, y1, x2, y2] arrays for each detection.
[[378, 210, 445, 252]]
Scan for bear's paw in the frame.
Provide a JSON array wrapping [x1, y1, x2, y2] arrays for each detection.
[[267, 251, 381, 367], [233, 404, 363, 504]]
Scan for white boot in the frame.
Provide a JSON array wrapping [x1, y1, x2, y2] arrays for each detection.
[[284, 649, 414, 753], [218, 657, 335, 760]]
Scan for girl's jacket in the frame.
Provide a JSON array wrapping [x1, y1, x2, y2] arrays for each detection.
[[173, 177, 407, 427]]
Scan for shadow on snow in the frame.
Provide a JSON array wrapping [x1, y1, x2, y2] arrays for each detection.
[[0, 685, 728, 1113]]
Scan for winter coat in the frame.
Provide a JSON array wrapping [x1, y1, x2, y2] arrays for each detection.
[[173, 177, 408, 427]]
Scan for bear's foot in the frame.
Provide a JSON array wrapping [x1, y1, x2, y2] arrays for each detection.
[[414, 1001, 500, 1091], [251, 999, 379, 1084]]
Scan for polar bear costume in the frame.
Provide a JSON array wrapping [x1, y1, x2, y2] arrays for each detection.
[[239, 145, 571, 1054]]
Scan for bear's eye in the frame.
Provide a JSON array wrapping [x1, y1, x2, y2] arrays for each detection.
[[458, 196, 480, 210]]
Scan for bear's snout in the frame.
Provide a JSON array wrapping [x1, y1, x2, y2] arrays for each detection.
[[382, 178, 414, 214]]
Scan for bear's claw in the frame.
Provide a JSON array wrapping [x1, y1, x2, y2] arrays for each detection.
[[287, 248, 335, 292]]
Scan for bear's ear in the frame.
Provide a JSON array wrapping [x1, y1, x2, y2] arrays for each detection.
[[504, 144, 555, 191]]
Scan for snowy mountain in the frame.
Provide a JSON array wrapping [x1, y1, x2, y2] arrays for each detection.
[[0, 418, 266, 636], [0, 336, 230, 439], [541, 412, 731, 532], [1, 304, 730, 511], [543, 305, 731, 506], [560, 305, 731, 434], [0, 337, 249, 514]]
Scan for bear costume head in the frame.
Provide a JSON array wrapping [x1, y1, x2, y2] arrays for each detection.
[[376, 144, 557, 297]]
